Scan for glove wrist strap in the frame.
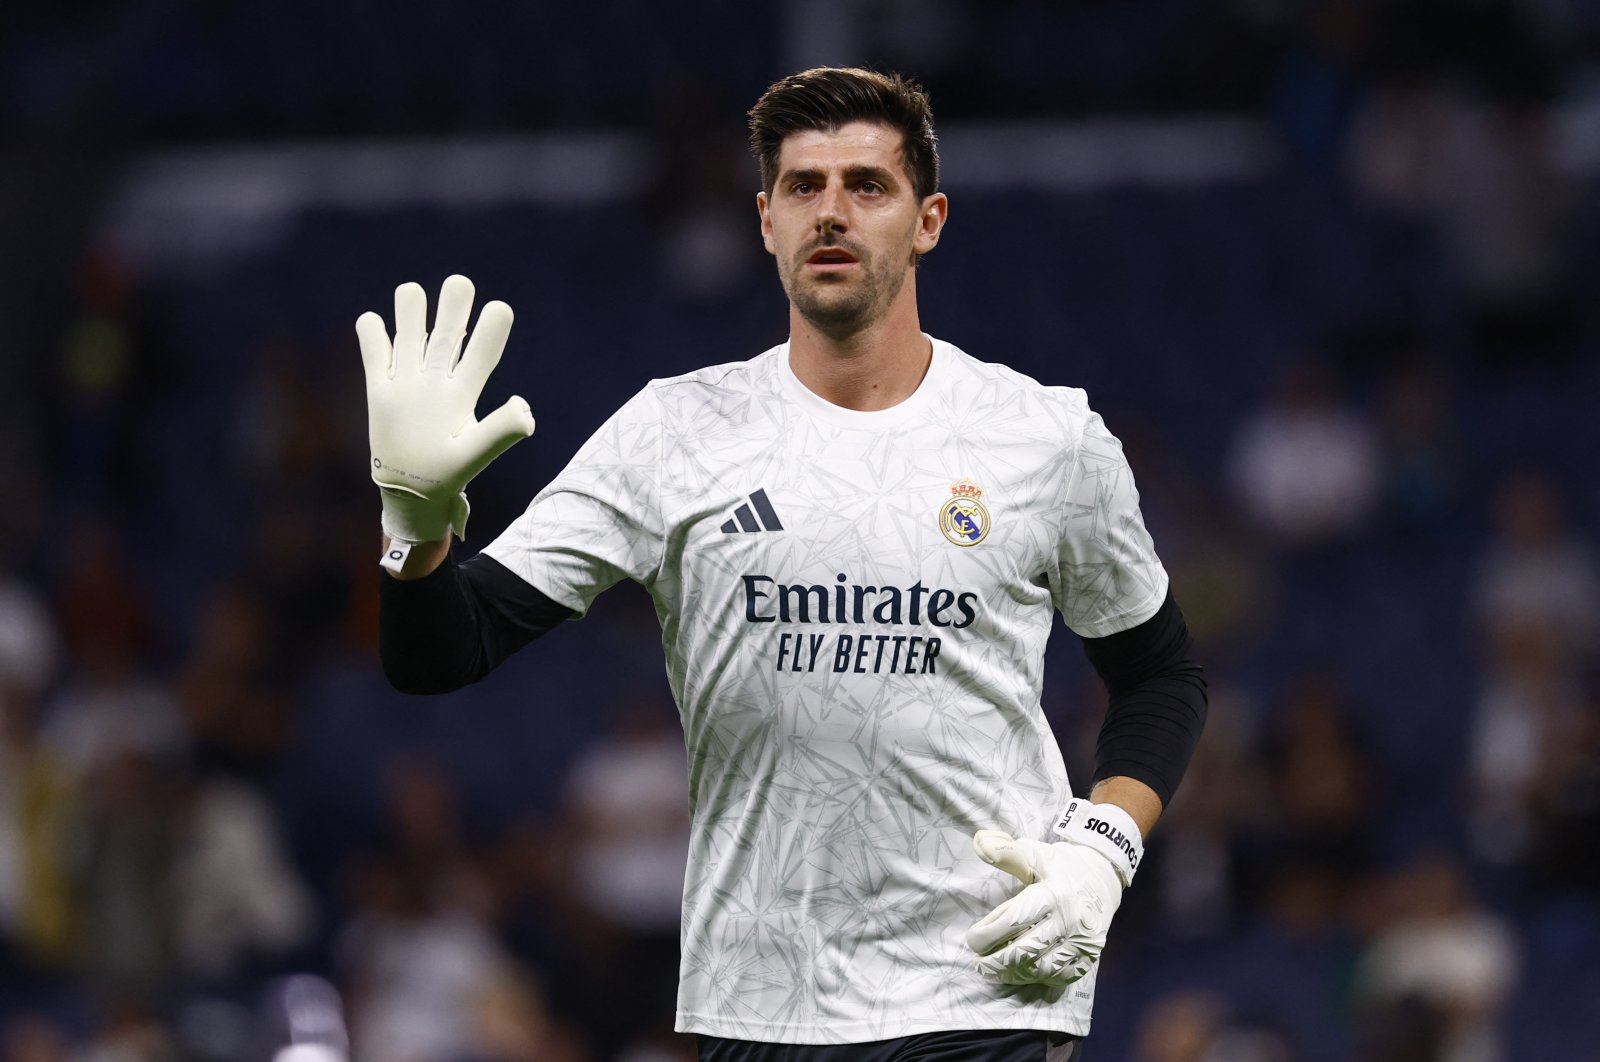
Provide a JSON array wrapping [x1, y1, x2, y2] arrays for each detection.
[[379, 509, 460, 544], [378, 489, 470, 569], [1052, 798, 1142, 888]]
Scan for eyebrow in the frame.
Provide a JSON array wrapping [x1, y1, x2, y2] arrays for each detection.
[[779, 164, 902, 188]]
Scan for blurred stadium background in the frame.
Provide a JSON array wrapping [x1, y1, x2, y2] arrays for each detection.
[[2, 1, 1599, 1059]]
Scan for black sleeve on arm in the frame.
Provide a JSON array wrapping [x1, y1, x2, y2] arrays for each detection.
[[379, 552, 577, 695], [1079, 588, 1208, 807]]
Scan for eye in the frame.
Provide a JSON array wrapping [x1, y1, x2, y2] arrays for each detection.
[[791, 181, 814, 196], [858, 181, 883, 195]]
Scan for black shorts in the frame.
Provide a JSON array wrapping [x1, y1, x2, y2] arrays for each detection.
[[698, 1030, 1085, 1062]]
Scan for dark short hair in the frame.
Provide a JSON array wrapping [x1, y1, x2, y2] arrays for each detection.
[[748, 67, 940, 200]]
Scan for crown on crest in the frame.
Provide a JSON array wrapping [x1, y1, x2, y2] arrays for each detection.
[[950, 480, 984, 500]]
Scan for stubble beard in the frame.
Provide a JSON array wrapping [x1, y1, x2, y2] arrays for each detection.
[[781, 247, 908, 342]]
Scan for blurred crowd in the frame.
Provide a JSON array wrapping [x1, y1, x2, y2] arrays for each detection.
[[3, 1, 1600, 1060]]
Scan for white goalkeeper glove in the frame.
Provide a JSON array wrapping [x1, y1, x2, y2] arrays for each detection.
[[357, 275, 535, 572], [965, 799, 1143, 988]]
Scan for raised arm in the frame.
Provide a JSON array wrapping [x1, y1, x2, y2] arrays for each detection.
[[359, 276, 567, 692]]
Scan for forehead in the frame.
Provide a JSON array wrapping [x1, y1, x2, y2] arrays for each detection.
[[775, 121, 908, 177]]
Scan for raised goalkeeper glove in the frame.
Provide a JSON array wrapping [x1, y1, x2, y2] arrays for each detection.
[[965, 798, 1143, 987], [357, 275, 535, 572]]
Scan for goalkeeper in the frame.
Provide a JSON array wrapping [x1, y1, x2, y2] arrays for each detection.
[[367, 68, 1206, 1061]]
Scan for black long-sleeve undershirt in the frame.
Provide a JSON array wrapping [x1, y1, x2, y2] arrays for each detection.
[[378, 552, 576, 694], [1079, 589, 1208, 807]]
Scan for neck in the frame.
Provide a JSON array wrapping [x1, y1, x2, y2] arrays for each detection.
[[786, 274, 931, 412]]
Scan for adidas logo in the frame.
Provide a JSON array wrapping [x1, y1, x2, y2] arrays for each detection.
[[720, 489, 785, 534]]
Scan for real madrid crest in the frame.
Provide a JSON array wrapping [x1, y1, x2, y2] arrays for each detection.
[[939, 480, 991, 546]]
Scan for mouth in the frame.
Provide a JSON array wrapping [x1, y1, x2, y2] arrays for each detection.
[[805, 246, 860, 271]]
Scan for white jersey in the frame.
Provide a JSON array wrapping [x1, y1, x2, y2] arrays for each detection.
[[484, 337, 1168, 1043]]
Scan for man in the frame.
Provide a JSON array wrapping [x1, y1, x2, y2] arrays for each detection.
[[363, 68, 1206, 1061]]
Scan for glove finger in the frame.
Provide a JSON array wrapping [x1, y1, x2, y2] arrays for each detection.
[[974, 921, 1095, 989], [974, 950, 1031, 985], [1037, 939, 1098, 984], [394, 282, 428, 368], [975, 954, 1076, 987], [453, 396, 535, 484], [356, 311, 393, 382], [983, 914, 1062, 967], [966, 901, 1023, 955], [976, 953, 1073, 987], [974, 830, 1047, 885], [453, 300, 514, 394], [426, 274, 475, 372], [976, 942, 1094, 987], [966, 883, 1052, 955]]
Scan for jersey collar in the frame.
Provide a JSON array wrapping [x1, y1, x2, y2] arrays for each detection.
[[777, 334, 951, 431]]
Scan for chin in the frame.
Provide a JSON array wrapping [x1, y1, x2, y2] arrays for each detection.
[[805, 310, 880, 341], [781, 265, 894, 337]]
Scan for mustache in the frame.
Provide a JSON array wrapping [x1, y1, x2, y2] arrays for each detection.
[[797, 237, 866, 265]]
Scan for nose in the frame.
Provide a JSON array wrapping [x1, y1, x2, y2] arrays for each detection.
[[816, 182, 848, 235]]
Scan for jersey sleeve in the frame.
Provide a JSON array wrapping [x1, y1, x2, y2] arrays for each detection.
[[482, 385, 666, 616], [1052, 404, 1170, 639]]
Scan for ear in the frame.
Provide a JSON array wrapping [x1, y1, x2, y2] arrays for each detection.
[[757, 191, 776, 256], [913, 192, 948, 256]]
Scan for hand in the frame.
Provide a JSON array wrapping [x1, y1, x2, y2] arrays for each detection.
[[965, 830, 1123, 987], [358, 275, 535, 559]]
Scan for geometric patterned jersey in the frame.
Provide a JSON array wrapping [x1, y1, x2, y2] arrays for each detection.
[[482, 337, 1168, 1042]]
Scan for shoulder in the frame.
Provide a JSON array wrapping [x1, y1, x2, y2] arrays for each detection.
[[938, 339, 1096, 442], [592, 347, 781, 435], [643, 346, 783, 408]]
